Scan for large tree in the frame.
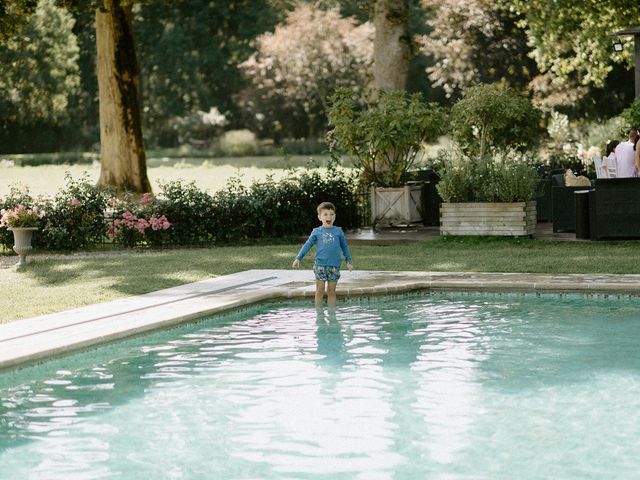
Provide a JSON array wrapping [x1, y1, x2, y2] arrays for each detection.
[[507, 0, 638, 109], [93, 0, 150, 193], [0, 0, 80, 151], [240, 3, 374, 140], [419, 0, 536, 99], [373, 0, 411, 93]]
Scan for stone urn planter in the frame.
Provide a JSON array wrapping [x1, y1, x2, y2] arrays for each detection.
[[8, 227, 38, 266], [440, 201, 536, 236], [370, 183, 424, 228]]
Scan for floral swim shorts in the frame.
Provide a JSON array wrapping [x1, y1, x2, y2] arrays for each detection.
[[313, 264, 341, 282]]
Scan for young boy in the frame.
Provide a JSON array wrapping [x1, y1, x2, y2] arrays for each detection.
[[292, 202, 353, 307]]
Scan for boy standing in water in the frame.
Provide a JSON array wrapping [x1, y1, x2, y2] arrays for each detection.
[[292, 202, 353, 308]]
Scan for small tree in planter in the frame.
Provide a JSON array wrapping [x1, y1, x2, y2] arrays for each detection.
[[437, 84, 543, 236], [327, 87, 445, 227]]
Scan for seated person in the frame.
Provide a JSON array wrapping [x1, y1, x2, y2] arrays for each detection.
[[614, 128, 638, 177], [603, 140, 619, 177]]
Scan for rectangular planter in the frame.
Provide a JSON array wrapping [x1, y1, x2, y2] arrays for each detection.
[[440, 201, 537, 236], [370, 184, 423, 227]]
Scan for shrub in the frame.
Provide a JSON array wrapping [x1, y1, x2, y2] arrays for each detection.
[[106, 193, 172, 248], [621, 99, 640, 130], [218, 129, 259, 156], [154, 181, 214, 245], [328, 88, 445, 187], [436, 148, 539, 203], [37, 174, 110, 250], [450, 83, 542, 158]]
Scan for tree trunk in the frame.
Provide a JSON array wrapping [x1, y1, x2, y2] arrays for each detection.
[[373, 0, 410, 94], [96, 0, 151, 193]]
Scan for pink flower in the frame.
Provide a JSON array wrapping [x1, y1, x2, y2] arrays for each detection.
[[140, 193, 153, 205], [70, 198, 81, 207], [149, 215, 171, 231]]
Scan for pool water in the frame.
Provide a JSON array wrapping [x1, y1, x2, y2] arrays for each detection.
[[2, 293, 640, 479]]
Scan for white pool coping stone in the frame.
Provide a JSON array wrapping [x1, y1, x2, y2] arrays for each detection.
[[2, 269, 640, 371]]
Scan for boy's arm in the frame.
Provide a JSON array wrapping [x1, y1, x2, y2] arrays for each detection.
[[338, 229, 353, 270], [293, 231, 317, 267]]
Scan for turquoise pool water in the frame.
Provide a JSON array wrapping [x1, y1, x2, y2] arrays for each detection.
[[1, 293, 640, 479]]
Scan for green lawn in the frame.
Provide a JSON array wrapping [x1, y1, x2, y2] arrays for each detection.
[[3, 236, 640, 323], [0, 154, 333, 196]]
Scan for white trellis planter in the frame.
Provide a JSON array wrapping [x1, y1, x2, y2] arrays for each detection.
[[8, 227, 38, 266], [370, 184, 423, 228], [440, 201, 536, 236]]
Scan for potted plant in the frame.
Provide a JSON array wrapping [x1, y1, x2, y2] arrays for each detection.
[[437, 84, 542, 236], [327, 88, 445, 227], [0, 205, 44, 266]]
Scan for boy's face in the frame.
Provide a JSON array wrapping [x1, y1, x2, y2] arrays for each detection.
[[318, 208, 336, 227]]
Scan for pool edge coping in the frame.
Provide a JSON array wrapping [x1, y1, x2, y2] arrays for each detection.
[[2, 269, 640, 371]]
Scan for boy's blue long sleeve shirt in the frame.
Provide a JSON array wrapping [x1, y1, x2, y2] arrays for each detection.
[[296, 226, 351, 267]]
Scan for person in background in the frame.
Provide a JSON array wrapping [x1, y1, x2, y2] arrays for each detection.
[[614, 127, 638, 177], [635, 133, 640, 176], [605, 140, 619, 159]]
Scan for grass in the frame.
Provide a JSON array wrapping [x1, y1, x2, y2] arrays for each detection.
[[3, 236, 640, 323], [0, 154, 333, 197]]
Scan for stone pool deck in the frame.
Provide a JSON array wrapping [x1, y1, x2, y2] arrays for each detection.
[[2, 269, 640, 371]]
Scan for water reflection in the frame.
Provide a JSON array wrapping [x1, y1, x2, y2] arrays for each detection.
[[1, 295, 639, 479]]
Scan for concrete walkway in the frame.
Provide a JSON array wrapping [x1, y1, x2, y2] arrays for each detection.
[[2, 269, 639, 371], [344, 222, 578, 245]]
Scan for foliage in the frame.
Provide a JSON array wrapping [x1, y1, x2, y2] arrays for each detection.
[[135, 0, 278, 147], [621, 100, 640, 130], [436, 147, 539, 203], [239, 3, 374, 141], [0, 205, 44, 228], [327, 88, 446, 187], [0, 0, 38, 44], [219, 130, 259, 156], [37, 173, 110, 250], [450, 84, 542, 158], [508, 0, 637, 91], [418, 0, 536, 98], [154, 180, 215, 246], [0, 0, 80, 127], [106, 193, 172, 248], [0, 184, 39, 246], [171, 107, 228, 149], [209, 164, 360, 243]]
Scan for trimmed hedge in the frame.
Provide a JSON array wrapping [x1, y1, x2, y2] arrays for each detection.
[[0, 165, 361, 250]]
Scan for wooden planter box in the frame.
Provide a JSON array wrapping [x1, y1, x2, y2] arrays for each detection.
[[440, 201, 537, 236], [370, 184, 423, 227]]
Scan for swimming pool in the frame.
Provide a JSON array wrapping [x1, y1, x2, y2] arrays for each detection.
[[1, 292, 639, 478]]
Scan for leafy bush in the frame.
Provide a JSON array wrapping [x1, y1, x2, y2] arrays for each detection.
[[328, 88, 446, 187], [106, 193, 172, 248], [622, 99, 640, 130], [155, 180, 215, 245], [436, 148, 539, 203], [37, 174, 110, 250], [450, 83, 542, 158], [0, 166, 362, 251], [218, 129, 259, 156]]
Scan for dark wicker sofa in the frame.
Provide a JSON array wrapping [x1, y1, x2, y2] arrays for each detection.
[[588, 178, 640, 240], [551, 174, 594, 233]]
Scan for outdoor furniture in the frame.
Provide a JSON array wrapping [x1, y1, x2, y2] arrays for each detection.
[[588, 178, 640, 239], [552, 174, 594, 233]]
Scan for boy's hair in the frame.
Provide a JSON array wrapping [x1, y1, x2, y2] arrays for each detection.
[[317, 202, 336, 213]]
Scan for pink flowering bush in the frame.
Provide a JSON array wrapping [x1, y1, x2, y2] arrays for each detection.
[[107, 193, 172, 247]]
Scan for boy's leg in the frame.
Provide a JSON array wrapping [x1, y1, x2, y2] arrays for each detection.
[[315, 280, 326, 307], [327, 281, 338, 307]]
